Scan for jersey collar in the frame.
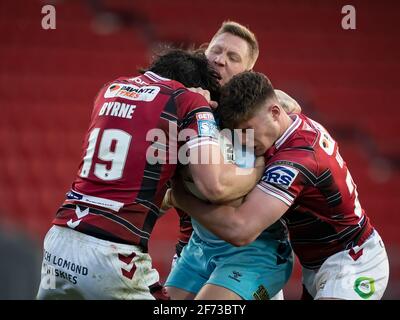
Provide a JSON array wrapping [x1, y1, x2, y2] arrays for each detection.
[[275, 114, 302, 149], [144, 71, 170, 82]]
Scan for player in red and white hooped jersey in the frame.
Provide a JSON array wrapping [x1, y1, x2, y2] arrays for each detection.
[[36, 50, 264, 300], [169, 71, 390, 300]]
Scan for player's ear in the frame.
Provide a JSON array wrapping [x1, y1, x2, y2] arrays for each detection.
[[247, 57, 256, 70], [270, 104, 281, 120]]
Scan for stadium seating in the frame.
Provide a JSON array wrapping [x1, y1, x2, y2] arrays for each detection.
[[0, 0, 398, 299]]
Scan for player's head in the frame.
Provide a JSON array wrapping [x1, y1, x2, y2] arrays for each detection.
[[219, 71, 289, 156], [205, 21, 259, 85], [144, 49, 221, 100], [275, 89, 302, 114]]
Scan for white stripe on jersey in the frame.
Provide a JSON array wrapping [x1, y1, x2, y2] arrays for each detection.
[[257, 182, 294, 207], [144, 71, 170, 82], [185, 136, 219, 149], [275, 114, 302, 149], [70, 190, 124, 212]]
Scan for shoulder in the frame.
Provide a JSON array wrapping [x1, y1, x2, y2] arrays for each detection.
[[263, 146, 318, 188], [271, 115, 320, 169], [174, 89, 212, 119]]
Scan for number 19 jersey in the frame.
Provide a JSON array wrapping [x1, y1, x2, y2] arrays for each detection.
[[53, 71, 218, 250]]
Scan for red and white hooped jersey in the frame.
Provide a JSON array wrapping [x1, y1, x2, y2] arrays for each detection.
[[53, 71, 218, 251], [257, 113, 373, 269]]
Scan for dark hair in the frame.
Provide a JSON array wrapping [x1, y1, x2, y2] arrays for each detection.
[[141, 49, 221, 101], [218, 71, 276, 128]]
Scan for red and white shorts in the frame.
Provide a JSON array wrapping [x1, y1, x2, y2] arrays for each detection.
[[37, 225, 163, 300], [302, 230, 389, 300]]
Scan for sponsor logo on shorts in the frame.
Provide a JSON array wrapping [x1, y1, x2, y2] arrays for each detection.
[[262, 165, 299, 189], [253, 284, 270, 300], [118, 252, 137, 280], [354, 276, 375, 299], [319, 279, 327, 290], [228, 270, 242, 283], [40, 250, 90, 288]]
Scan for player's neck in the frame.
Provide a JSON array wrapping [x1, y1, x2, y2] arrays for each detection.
[[278, 113, 294, 138]]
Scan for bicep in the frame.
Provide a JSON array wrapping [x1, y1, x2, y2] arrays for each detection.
[[188, 144, 226, 199]]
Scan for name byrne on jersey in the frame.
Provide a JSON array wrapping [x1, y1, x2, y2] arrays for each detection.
[[99, 101, 136, 119]]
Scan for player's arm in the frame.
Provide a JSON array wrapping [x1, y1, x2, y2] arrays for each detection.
[[178, 90, 264, 203], [188, 146, 264, 203], [168, 181, 288, 246]]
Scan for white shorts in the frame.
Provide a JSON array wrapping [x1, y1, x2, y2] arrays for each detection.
[[37, 225, 161, 300], [302, 230, 389, 300]]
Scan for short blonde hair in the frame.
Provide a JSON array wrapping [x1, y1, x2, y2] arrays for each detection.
[[275, 89, 302, 114], [210, 21, 259, 68]]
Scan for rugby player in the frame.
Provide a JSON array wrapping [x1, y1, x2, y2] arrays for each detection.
[[169, 71, 390, 300], [36, 49, 264, 300]]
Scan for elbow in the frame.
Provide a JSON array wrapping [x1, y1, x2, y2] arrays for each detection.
[[221, 219, 256, 247], [228, 235, 256, 247], [198, 182, 228, 203]]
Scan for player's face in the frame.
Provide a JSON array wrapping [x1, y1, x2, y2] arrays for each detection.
[[206, 33, 252, 85], [238, 104, 280, 156]]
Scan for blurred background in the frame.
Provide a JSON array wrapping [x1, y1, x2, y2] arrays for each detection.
[[0, 0, 399, 299]]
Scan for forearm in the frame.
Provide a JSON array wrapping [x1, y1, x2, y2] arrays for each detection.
[[190, 163, 259, 203], [169, 182, 288, 247], [172, 190, 243, 243]]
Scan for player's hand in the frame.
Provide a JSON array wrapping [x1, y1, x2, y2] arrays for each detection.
[[188, 87, 218, 109], [161, 189, 174, 213]]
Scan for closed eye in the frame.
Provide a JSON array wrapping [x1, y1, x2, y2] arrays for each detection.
[[210, 46, 223, 55], [228, 53, 241, 63]]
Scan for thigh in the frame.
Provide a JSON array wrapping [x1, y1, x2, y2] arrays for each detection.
[[195, 284, 242, 300], [198, 283, 286, 301], [166, 286, 196, 300], [164, 235, 210, 297], [206, 239, 293, 300], [312, 231, 389, 300]]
